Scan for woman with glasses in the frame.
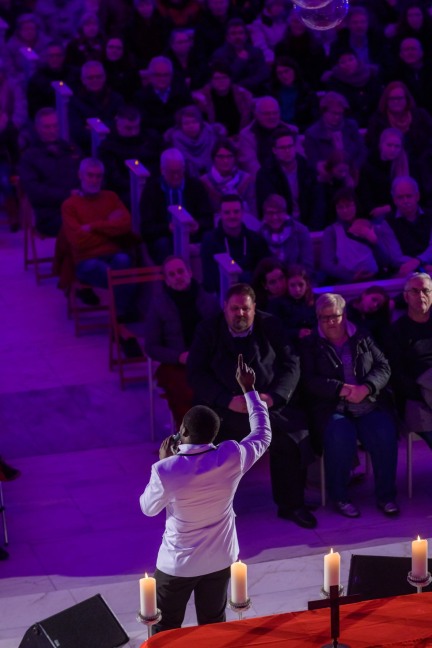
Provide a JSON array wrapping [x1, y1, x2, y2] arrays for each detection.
[[300, 292, 399, 518]]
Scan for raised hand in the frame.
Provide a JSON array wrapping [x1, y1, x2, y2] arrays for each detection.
[[235, 354, 255, 393]]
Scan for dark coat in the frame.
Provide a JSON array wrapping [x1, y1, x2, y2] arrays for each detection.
[[133, 77, 192, 135], [255, 153, 325, 229], [19, 139, 81, 236], [187, 309, 300, 410], [211, 43, 270, 96], [144, 283, 220, 364], [300, 330, 391, 442], [68, 86, 124, 153], [366, 107, 432, 160]]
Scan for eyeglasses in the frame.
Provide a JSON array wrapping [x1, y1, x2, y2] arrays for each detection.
[[405, 288, 432, 295], [319, 313, 343, 323]]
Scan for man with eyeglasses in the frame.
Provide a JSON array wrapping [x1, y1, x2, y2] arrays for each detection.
[[387, 272, 432, 450]]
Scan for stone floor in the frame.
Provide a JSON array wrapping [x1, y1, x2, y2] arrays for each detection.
[[1, 225, 432, 648]]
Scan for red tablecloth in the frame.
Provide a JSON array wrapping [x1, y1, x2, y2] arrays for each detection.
[[144, 592, 432, 647]]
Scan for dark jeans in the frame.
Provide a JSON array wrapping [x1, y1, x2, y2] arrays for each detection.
[[153, 566, 230, 634], [323, 409, 398, 503], [75, 253, 133, 318]]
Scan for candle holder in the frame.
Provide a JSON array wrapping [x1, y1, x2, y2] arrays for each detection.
[[309, 584, 358, 648], [321, 585, 344, 599], [407, 571, 432, 594], [137, 609, 162, 642], [228, 598, 252, 620]]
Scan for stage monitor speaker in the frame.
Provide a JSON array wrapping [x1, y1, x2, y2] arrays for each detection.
[[18, 594, 129, 648], [347, 554, 432, 601]]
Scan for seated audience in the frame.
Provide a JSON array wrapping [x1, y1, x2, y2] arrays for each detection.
[[322, 48, 382, 128], [164, 28, 208, 90], [65, 12, 105, 68], [211, 18, 270, 96], [27, 42, 76, 119], [164, 105, 224, 177], [268, 264, 316, 348], [6, 13, 49, 81], [98, 106, 161, 208], [144, 255, 220, 427], [320, 188, 410, 284], [187, 282, 317, 529], [200, 193, 270, 294], [237, 97, 296, 179], [304, 92, 366, 171], [192, 63, 254, 137], [19, 108, 81, 236], [34, 0, 83, 44], [61, 157, 142, 357], [256, 127, 324, 227], [300, 292, 399, 517], [366, 81, 432, 160], [389, 37, 432, 115], [347, 285, 392, 348], [140, 148, 213, 264], [260, 194, 313, 275], [387, 272, 432, 450], [358, 127, 409, 219], [269, 56, 318, 132], [68, 60, 124, 153], [252, 257, 288, 310], [249, 0, 289, 65], [200, 138, 255, 216], [134, 56, 191, 135], [123, 0, 170, 69], [192, 0, 236, 61], [390, 3, 432, 58], [318, 150, 358, 229], [103, 37, 140, 102]]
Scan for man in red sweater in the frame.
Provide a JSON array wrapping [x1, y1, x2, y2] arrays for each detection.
[[62, 157, 142, 357]]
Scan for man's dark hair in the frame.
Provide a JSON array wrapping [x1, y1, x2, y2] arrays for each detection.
[[333, 187, 358, 207], [272, 127, 297, 147], [116, 105, 141, 121], [225, 282, 256, 303], [183, 405, 220, 442], [220, 193, 242, 206], [226, 17, 246, 31]]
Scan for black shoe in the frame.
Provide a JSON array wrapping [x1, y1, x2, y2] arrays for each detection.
[[0, 458, 21, 482], [378, 501, 399, 517], [0, 547, 9, 560], [76, 287, 100, 306], [278, 506, 318, 529], [119, 336, 143, 359]]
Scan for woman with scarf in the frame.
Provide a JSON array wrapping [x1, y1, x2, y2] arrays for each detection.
[[200, 138, 255, 216], [164, 105, 224, 177], [322, 48, 382, 128]]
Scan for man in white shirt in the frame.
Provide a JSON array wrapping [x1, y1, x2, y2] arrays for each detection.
[[140, 354, 271, 634]]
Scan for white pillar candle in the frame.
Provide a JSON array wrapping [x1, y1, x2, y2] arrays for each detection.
[[412, 536, 428, 579], [324, 548, 340, 593], [231, 560, 248, 604], [139, 573, 157, 617]]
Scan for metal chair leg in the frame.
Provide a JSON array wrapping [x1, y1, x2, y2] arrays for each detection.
[[0, 483, 9, 545]]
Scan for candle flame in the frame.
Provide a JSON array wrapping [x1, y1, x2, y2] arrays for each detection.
[[330, 548, 333, 554], [239, 559, 242, 563], [135, 160, 139, 165], [145, 572, 148, 578], [418, 535, 421, 541]]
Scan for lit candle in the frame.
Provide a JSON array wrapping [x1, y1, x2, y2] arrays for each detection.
[[324, 548, 340, 593], [139, 573, 157, 617], [231, 560, 248, 604], [412, 536, 428, 579]]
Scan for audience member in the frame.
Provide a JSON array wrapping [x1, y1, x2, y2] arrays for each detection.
[[68, 60, 124, 153], [322, 48, 382, 128], [134, 56, 191, 135], [144, 255, 220, 426], [103, 37, 140, 102], [390, 37, 432, 114], [358, 127, 409, 219], [98, 106, 161, 207], [249, 0, 289, 65], [268, 264, 316, 348], [165, 28, 207, 90], [26, 41, 76, 118], [390, 3, 432, 57], [387, 272, 432, 450], [320, 188, 409, 284], [269, 56, 318, 132], [200, 138, 255, 215], [300, 292, 399, 518], [64, 12, 104, 68], [61, 157, 142, 357], [34, 0, 83, 44], [164, 105, 224, 177], [193, 0, 236, 61], [124, 0, 170, 69], [192, 63, 253, 137], [252, 256, 288, 309], [200, 193, 270, 294], [140, 148, 213, 264], [19, 107, 81, 236], [366, 81, 432, 160], [156, 0, 202, 28], [346, 285, 392, 348], [259, 194, 313, 274], [187, 282, 317, 529], [304, 92, 366, 171], [237, 96, 296, 178], [255, 127, 323, 227], [6, 13, 49, 81], [0, 58, 27, 159], [317, 150, 358, 229], [211, 18, 270, 96]]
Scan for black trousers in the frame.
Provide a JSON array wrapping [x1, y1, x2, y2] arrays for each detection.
[[153, 566, 231, 634]]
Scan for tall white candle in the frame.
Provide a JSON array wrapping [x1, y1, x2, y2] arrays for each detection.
[[231, 560, 248, 604], [324, 548, 340, 593], [139, 573, 157, 617], [412, 536, 428, 579]]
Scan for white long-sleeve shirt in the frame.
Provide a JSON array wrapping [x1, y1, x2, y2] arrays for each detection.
[[140, 391, 271, 577]]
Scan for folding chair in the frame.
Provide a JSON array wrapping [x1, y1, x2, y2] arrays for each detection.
[[0, 483, 8, 545], [67, 281, 110, 337], [21, 191, 56, 284], [407, 431, 424, 499]]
